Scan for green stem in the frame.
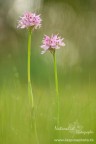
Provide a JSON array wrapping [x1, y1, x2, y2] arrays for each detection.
[[28, 28, 34, 109], [27, 28, 39, 144], [53, 51, 60, 126]]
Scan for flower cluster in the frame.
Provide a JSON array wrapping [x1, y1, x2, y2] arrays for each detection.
[[41, 34, 65, 54], [17, 12, 42, 29], [17, 12, 65, 53]]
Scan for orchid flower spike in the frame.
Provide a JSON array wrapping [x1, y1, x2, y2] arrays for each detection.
[[17, 12, 42, 30], [41, 34, 65, 54]]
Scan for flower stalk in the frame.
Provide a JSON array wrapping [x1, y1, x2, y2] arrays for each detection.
[[53, 51, 59, 126], [27, 28, 39, 144], [28, 28, 34, 109]]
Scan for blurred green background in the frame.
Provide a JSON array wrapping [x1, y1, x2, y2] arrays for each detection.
[[0, 0, 96, 144]]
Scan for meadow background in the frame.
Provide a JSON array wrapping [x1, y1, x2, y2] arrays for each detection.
[[0, 0, 96, 143]]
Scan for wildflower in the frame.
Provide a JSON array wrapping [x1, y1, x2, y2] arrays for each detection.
[[17, 12, 42, 29], [41, 34, 66, 126], [41, 34, 65, 54]]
